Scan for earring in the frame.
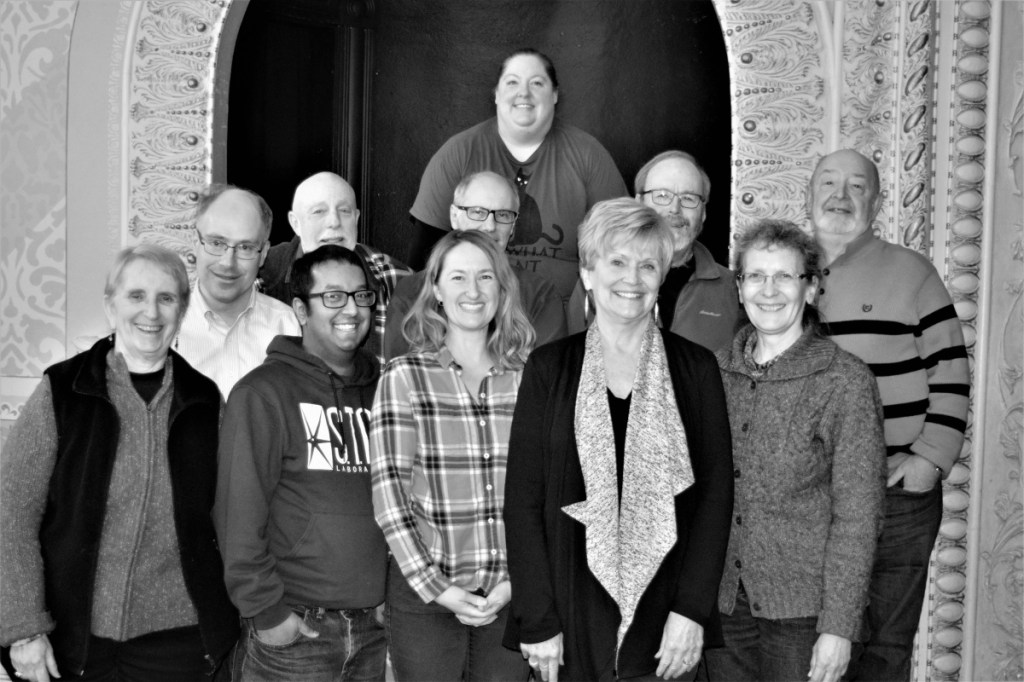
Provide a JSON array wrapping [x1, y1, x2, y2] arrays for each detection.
[[653, 301, 661, 324], [583, 290, 591, 322]]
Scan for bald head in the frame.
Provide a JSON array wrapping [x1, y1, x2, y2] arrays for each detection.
[[808, 149, 882, 244], [289, 172, 360, 252], [450, 171, 520, 250]]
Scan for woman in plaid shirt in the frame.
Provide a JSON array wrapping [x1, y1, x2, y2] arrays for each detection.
[[370, 230, 535, 681]]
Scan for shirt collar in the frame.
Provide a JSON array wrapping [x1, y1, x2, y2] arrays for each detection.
[[436, 346, 504, 376], [194, 281, 258, 322], [827, 229, 878, 266]]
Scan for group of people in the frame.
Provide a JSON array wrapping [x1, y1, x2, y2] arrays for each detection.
[[0, 47, 969, 682]]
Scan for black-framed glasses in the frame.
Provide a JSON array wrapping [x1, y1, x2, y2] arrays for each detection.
[[736, 272, 812, 287], [640, 189, 705, 209], [197, 233, 265, 260], [453, 205, 518, 225], [308, 290, 377, 308]]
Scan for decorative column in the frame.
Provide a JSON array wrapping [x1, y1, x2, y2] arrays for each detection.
[[123, 0, 234, 269]]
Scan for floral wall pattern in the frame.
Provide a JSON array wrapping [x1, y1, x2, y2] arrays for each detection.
[[0, 1, 76, 442], [0, 1, 1020, 678]]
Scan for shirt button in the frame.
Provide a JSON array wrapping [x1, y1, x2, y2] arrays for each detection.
[[486, 484, 493, 491], [735, 515, 742, 525], [490, 549, 497, 555], [487, 517, 495, 524], [734, 468, 741, 479], [479, 420, 486, 427], [749, 380, 756, 390], [819, 287, 825, 296], [752, 602, 761, 612], [483, 453, 490, 460], [734, 559, 742, 569], [480, 392, 486, 399], [741, 423, 749, 433], [823, 268, 830, 276]]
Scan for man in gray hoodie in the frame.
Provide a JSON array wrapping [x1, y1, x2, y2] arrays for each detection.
[[214, 245, 388, 681]]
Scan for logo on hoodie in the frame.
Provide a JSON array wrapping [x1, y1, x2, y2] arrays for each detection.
[[298, 402, 372, 473]]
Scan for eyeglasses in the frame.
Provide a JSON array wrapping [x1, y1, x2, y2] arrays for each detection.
[[197, 233, 265, 260], [454, 205, 518, 225], [307, 290, 377, 308], [736, 272, 812, 287], [640, 189, 705, 209]]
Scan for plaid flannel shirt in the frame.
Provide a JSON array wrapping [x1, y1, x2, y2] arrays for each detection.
[[355, 243, 411, 369], [369, 348, 522, 603]]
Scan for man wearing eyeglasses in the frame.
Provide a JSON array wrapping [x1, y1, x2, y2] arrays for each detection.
[[810, 149, 969, 682], [259, 172, 410, 367], [176, 185, 300, 398], [566, 150, 742, 352], [383, 171, 566, 360], [215, 244, 389, 680]]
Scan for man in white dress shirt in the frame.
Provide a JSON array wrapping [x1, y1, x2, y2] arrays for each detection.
[[177, 185, 299, 398]]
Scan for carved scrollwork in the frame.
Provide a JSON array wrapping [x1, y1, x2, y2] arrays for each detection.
[[126, 0, 233, 270], [713, 0, 825, 231]]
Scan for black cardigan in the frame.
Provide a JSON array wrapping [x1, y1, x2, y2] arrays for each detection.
[[503, 330, 734, 680], [1, 338, 238, 678]]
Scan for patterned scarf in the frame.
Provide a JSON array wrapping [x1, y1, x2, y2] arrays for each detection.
[[563, 318, 694, 651]]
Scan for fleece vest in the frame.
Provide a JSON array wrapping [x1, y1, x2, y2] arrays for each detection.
[[38, 337, 237, 676]]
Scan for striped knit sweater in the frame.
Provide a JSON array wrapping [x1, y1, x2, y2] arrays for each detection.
[[817, 231, 970, 474]]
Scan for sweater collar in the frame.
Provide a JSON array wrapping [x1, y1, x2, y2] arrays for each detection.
[[719, 324, 837, 380], [71, 336, 219, 414]]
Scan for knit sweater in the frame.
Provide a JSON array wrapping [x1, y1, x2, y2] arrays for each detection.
[[818, 231, 969, 474], [715, 326, 887, 640], [0, 353, 195, 644]]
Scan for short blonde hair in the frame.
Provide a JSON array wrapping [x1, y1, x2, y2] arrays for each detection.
[[577, 197, 674, 276]]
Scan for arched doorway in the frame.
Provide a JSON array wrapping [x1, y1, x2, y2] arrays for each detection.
[[224, 0, 732, 267]]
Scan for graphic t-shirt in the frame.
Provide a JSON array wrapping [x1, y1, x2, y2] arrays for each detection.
[[411, 118, 627, 299]]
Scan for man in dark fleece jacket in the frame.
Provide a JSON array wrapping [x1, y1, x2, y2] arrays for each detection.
[[214, 245, 389, 681]]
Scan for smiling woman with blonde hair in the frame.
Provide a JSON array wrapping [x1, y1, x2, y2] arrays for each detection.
[[503, 197, 734, 681], [370, 230, 534, 681]]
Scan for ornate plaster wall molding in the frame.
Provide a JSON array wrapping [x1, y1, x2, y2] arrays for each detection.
[[928, 2, 996, 679], [838, 0, 900, 245], [124, 0, 234, 272], [712, 0, 826, 235], [0, 1, 76, 379]]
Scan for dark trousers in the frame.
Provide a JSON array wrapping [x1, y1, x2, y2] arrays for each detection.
[[385, 563, 528, 682], [704, 584, 820, 681], [77, 626, 212, 682], [847, 485, 943, 681], [232, 605, 386, 681]]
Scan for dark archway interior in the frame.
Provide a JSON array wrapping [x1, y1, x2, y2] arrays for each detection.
[[227, 0, 731, 265]]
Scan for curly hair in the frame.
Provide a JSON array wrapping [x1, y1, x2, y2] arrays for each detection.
[[733, 219, 824, 331], [403, 231, 535, 370]]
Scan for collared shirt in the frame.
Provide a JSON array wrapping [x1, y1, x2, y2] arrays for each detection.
[[176, 284, 299, 398], [369, 348, 522, 603]]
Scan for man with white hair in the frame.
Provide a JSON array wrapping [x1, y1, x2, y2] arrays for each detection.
[[259, 172, 409, 365]]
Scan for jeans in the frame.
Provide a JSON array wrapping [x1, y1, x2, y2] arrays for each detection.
[[77, 626, 215, 682], [385, 563, 528, 681], [847, 484, 943, 682], [233, 605, 386, 681], [704, 583, 820, 681]]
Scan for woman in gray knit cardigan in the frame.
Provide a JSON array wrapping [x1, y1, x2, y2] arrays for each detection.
[[706, 220, 886, 682]]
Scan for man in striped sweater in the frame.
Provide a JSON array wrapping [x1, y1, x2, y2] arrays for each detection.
[[810, 149, 970, 681]]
